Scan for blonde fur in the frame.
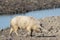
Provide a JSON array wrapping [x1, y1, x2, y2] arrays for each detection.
[[9, 16, 43, 36]]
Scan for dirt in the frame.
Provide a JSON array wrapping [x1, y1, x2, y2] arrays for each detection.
[[0, 0, 60, 14], [0, 16, 60, 40]]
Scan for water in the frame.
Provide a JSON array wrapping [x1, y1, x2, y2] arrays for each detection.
[[0, 8, 60, 30]]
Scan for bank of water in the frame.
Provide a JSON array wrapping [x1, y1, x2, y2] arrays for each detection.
[[0, 8, 60, 30]]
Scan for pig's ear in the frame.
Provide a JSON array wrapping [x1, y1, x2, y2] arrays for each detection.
[[40, 24, 44, 27]]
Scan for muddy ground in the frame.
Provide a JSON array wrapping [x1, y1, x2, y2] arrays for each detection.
[[0, 16, 60, 40]]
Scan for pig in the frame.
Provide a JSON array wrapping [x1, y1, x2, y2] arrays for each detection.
[[9, 16, 47, 36]]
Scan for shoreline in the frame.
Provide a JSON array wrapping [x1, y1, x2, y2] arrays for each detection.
[[0, 0, 60, 15]]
